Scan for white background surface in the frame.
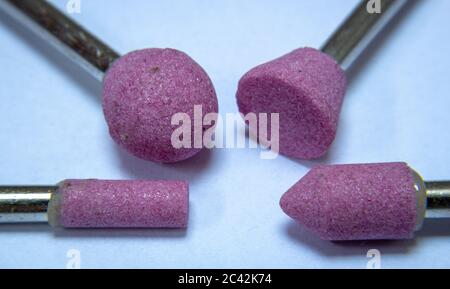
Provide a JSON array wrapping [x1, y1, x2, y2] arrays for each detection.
[[0, 0, 449, 269]]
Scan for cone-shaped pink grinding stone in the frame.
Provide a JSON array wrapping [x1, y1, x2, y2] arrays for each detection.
[[59, 180, 188, 228], [236, 48, 347, 159], [103, 48, 218, 163], [280, 163, 418, 240]]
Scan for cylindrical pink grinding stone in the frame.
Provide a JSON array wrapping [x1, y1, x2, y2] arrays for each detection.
[[103, 48, 218, 163], [280, 163, 418, 241], [236, 48, 347, 159], [58, 180, 189, 228]]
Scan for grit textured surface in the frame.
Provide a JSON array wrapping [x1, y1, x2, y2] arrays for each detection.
[[103, 48, 218, 163], [236, 47, 346, 159], [280, 163, 418, 240], [60, 179, 189, 228]]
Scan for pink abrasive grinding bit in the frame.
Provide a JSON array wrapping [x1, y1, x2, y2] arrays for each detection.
[[1, 0, 218, 163], [280, 162, 450, 241], [237, 0, 407, 159], [0, 180, 189, 228], [102, 48, 218, 163]]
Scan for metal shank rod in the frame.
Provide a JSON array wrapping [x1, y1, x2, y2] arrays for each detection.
[[0, 0, 120, 81], [321, 0, 407, 71], [425, 182, 450, 219], [0, 186, 56, 223]]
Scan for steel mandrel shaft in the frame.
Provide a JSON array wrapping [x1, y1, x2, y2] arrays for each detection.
[[0, 0, 119, 81], [321, 0, 407, 71], [423, 181, 450, 219], [0, 186, 55, 223]]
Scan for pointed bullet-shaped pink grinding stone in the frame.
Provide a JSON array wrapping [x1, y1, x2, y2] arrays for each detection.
[[280, 163, 419, 240]]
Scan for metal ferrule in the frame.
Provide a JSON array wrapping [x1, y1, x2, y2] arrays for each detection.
[[0, 0, 120, 81], [321, 0, 408, 71], [409, 167, 450, 230], [409, 168, 427, 231], [0, 186, 56, 223]]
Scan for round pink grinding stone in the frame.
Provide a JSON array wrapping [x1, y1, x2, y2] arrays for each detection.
[[236, 47, 347, 159], [59, 179, 189, 228], [103, 48, 218, 163], [280, 163, 418, 241]]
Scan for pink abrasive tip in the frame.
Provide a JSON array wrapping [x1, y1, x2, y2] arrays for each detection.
[[280, 163, 419, 241], [103, 48, 218, 163], [236, 47, 347, 159], [58, 180, 189, 228]]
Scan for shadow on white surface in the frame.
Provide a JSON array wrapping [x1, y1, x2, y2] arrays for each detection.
[[115, 145, 217, 183], [285, 217, 450, 256], [417, 218, 450, 238], [285, 222, 415, 255], [0, 223, 189, 239], [286, 152, 338, 170]]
